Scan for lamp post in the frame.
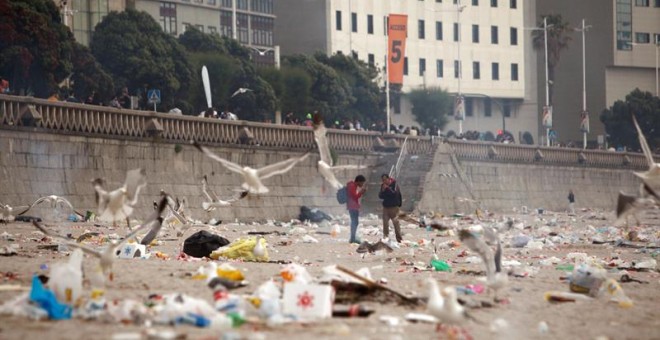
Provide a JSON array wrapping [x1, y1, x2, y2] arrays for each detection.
[[575, 19, 591, 149], [526, 18, 554, 146]]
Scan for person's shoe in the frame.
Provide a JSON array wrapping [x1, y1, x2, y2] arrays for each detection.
[[350, 238, 362, 245]]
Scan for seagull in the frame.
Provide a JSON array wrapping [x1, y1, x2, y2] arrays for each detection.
[[33, 196, 168, 284], [459, 228, 508, 300], [92, 168, 147, 226], [616, 183, 660, 227], [253, 236, 266, 258], [22, 195, 85, 219], [231, 88, 252, 98], [424, 278, 473, 336], [193, 141, 310, 194], [201, 175, 249, 211], [632, 115, 660, 192], [317, 160, 367, 190], [0, 203, 31, 222]]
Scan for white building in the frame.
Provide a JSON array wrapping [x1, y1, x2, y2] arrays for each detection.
[[276, 0, 539, 142]]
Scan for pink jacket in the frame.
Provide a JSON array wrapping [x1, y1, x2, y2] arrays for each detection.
[[346, 181, 364, 211]]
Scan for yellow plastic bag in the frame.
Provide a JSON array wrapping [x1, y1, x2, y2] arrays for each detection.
[[210, 237, 269, 262]]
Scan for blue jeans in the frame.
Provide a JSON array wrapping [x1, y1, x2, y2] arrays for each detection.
[[349, 209, 360, 243]]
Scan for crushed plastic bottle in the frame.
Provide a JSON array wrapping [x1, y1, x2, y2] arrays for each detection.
[[430, 259, 452, 272], [601, 279, 633, 308]]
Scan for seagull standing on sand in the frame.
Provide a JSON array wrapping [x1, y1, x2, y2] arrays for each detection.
[[33, 196, 168, 284], [253, 236, 266, 258], [424, 278, 473, 338], [0, 203, 30, 222], [201, 175, 249, 211], [92, 168, 147, 227], [23, 195, 85, 219], [459, 228, 508, 300], [193, 141, 309, 194], [231, 88, 252, 98]]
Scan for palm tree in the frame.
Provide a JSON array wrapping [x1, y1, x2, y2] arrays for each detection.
[[532, 14, 572, 105]]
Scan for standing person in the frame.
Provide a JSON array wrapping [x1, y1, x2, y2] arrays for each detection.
[[568, 189, 575, 215], [346, 175, 367, 244], [379, 174, 403, 243]]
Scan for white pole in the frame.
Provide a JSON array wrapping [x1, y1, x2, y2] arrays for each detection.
[[544, 16, 550, 147], [274, 45, 280, 70], [656, 42, 658, 97], [457, 2, 463, 135], [581, 19, 587, 149], [386, 54, 391, 133], [232, 0, 237, 40]]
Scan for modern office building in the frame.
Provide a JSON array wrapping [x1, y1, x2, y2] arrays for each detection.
[[535, 0, 660, 145], [55, 0, 277, 67], [276, 0, 539, 142]]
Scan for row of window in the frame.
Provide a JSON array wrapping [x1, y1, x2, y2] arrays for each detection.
[[336, 11, 519, 46], [634, 0, 660, 7], [179, 0, 273, 14], [635, 32, 660, 44], [424, 0, 519, 9]]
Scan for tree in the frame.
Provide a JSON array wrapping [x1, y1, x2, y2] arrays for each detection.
[[91, 9, 194, 110], [532, 14, 572, 104], [70, 43, 114, 102], [600, 88, 660, 152], [0, 0, 75, 97], [407, 87, 453, 130]]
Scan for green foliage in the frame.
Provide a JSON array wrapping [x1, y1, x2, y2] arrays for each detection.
[[70, 43, 114, 102], [280, 67, 312, 117], [90, 9, 194, 110], [178, 27, 227, 54], [407, 87, 453, 130], [187, 52, 241, 113], [0, 0, 75, 97], [600, 89, 660, 151]]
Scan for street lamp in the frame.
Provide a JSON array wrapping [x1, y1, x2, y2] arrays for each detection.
[[526, 18, 554, 146], [574, 19, 591, 149], [247, 45, 280, 70]]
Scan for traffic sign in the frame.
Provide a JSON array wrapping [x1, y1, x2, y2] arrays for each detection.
[[147, 89, 161, 104]]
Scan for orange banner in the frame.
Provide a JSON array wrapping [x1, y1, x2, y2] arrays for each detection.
[[388, 14, 408, 85]]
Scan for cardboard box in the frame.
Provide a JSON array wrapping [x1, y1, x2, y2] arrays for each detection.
[[282, 283, 335, 320]]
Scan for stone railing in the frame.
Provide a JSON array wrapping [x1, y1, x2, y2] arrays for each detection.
[[0, 94, 654, 168]]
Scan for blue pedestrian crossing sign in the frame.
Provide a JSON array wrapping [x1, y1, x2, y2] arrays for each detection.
[[147, 89, 161, 104]]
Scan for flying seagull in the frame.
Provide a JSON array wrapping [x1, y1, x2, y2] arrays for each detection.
[[21, 195, 85, 220], [317, 160, 367, 190], [632, 114, 660, 192], [231, 88, 252, 98], [201, 175, 249, 211], [193, 141, 310, 194], [33, 196, 168, 284], [616, 183, 660, 227], [459, 228, 508, 300], [92, 168, 147, 226]]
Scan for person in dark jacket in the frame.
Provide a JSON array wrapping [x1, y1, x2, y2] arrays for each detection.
[[379, 174, 402, 242], [346, 175, 367, 244]]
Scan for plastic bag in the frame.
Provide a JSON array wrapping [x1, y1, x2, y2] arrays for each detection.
[[29, 275, 72, 320], [183, 230, 230, 258], [210, 237, 269, 262]]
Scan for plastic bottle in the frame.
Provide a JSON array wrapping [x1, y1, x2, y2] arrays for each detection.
[[330, 225, 341, 238], [48, 248, 83, 306], [332, 304, 374, 317], [175, 312, 211, 327], [602, 279, 633, 308]]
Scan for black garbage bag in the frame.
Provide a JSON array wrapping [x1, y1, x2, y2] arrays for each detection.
[[298, 206, 332, 223], [183, 230, 230, 258]]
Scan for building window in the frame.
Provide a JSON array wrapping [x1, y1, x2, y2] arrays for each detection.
[[472, 24, 479, 43], [368, 14, 374, 34], [418, 20, 425, 39], [251, 16, 274, 46], [635, 32, 651, 43], [250, 0, 273, 14], [510, 27, 518, 45], [159, 2, 177, 35], [384, 16, 388, 35], [655, 34, 660, 44], [208, 0, 216, 4], [220, 10, 233, 37], [182, 22, 190, 33], [635, 0, 649, 5], [472, 0, 478, 5], [336, 10, 342, 31], [656, 0, 660, 7], [195, 24, 204, 32], [368, 53, 375, 66], [237, 13, 248, 43], [510, 0, 517, 8], [436, 0, 442, 2], [511, 63, 518, 81], [436, 21, 443, 40], [616, 0, 632, 50], [208, 26, 217, 34], [436, 59, 444, 78], [472, 61, 480, 79], [352, 51, 358, 59], [453, 23, 459, 42], [404, 57, 408, 75], [491, 0, 497, 7], [419, 58, 426, 76], [491, 26, 499, 44], [492, 62, 499, 80], [503, 99, 511, 117], [351, 12, 357, 32], [465, 98, 474, 116], [485, 98, 492, 116], [236, 0, 248, 10], [454, 60, 460, 78]]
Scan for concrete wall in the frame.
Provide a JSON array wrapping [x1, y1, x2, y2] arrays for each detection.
[[417, 143, 641, 214], [0, 130, 378, 222]]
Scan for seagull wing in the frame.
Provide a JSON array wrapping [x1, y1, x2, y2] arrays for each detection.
[[193, 141, 245, 174], [12, 205, 32, 216], [494, 240, 503, 273], [53, 196, 76, 211], [458, 229, 495, 280], [313, 124, 333, 167], [329, 164, 368, 170], [231, 89, 241, 97], [124, 168, 147, 206], [616, 192, 637, 218], [318, 161, 343, 189], [122, 196, 168, 247], [632, 115, 656, 169], [32, 221, 102, 258], [257, 152, 310, 180], [202, 175, 219, 202], [225, 190, 249, 203]]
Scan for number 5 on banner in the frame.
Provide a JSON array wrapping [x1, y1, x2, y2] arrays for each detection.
[[391, 40, 402, 63]]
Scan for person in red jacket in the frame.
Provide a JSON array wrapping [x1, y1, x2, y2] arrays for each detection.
[[346, 175, 367, 244]]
